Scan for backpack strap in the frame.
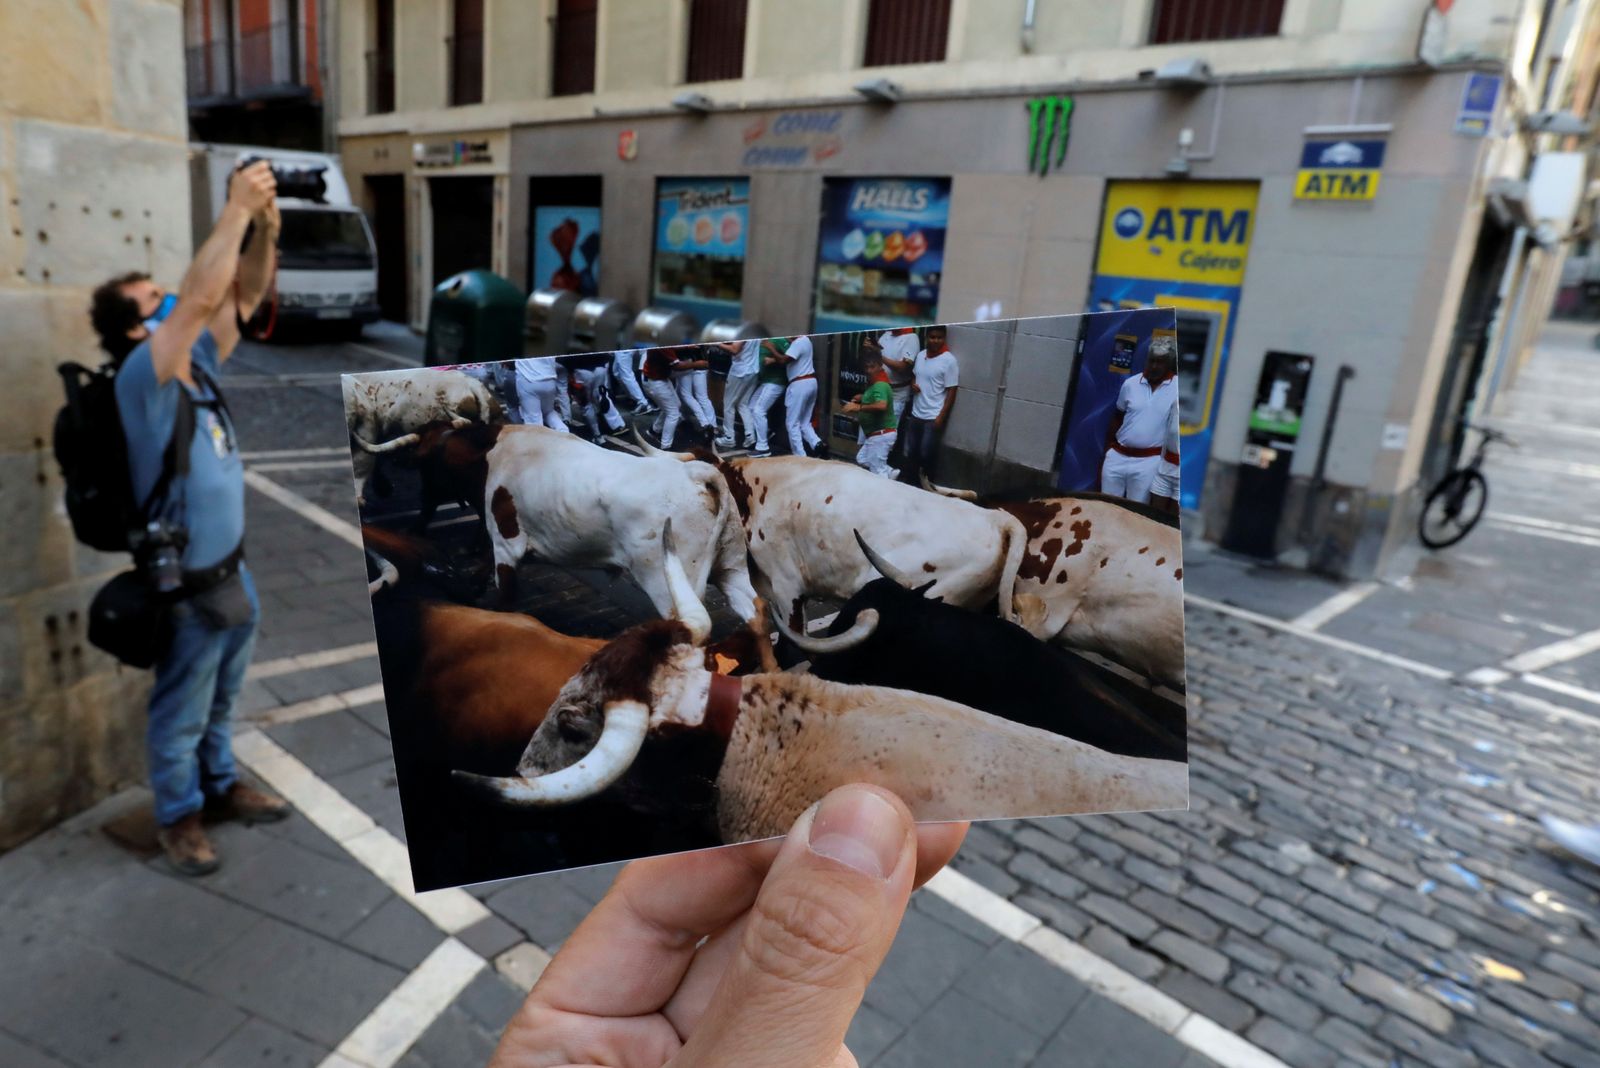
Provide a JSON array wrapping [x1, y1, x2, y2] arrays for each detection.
[[138, 384, 195, 520]]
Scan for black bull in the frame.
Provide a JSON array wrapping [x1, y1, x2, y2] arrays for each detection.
[[796, 578, 1186, 763]]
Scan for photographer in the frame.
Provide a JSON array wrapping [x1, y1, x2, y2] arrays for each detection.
[[88, 161, 290, 876]]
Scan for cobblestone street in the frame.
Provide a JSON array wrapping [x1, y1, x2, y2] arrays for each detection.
[[2, 324, 1597, 1067]]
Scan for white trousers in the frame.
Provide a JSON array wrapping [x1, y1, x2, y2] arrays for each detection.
[[785, 377, 821, 456], [610, 351, 649, 408], [521, 377, 568, 432], [750, 382, 784, 451], [578, 368, 624, 433], [676, 370, 716, 428], [890, 385, 910, 421], [1152, 460, 1181, 501], [645, 379, 682, 446], [720, 373, 759, 445], [1101, 449, 1162, 503], [856, 431, 898, 478]]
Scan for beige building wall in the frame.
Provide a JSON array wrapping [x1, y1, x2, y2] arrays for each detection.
[[0, 0, 193, 847]]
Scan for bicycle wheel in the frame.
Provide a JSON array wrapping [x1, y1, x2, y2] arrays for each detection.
[[1419, 468, 1488, 549]]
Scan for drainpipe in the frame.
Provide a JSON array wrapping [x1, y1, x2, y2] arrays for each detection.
[[1021, 0, 1038, 53], [1479, 225, 1530, 420]]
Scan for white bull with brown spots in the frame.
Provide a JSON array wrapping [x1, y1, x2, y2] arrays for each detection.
[[707, 455, 1030, 632], [342, 368, 502, 504], [994, 495, 1185, 687], [482, 425, 766, 638]]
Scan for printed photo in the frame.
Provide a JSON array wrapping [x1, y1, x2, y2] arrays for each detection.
[[342, 310, 1188, 890]]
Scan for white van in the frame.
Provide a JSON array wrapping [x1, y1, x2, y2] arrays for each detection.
[[190, 143, 380, 335]]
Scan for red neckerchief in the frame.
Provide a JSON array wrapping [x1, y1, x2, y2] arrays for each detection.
[[704, 672, 743, 739], [871, 371, 890, 384], [926, 343, 948, 357], [892, 326, 917, 336]]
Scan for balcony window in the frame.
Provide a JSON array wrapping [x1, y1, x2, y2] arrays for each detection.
[[552, 0, 597, 96], [862, 0, 950, 67], [1149, 0, 1284, 44], [685, 0, 747, 84], [448, 0, 484, 106]]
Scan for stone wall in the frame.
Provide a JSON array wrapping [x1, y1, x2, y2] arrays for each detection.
[[0, 0, 192, 848]]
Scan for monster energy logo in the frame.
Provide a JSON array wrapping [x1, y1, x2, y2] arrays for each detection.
[[1026, 95, 1073, 176]]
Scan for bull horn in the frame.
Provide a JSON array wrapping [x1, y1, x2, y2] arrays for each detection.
[[350, 430, 422, 454], [366, 552, 399, 595], [451, 700, 650, 807], [449, 416, 473, 428], [853, 529, 920, 591], [770, 608, 881, 654], [630, 422, 693, 461], [919, 472, 978, 501], [662, 518, 712, 644]]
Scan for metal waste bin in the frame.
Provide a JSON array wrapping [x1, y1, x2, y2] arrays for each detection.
[[699, 318, 769, 343], [424, 269, 525, 365], [525, 288, 580, 357], [631, 307, 700, 348], [570, 297, 634, 353]]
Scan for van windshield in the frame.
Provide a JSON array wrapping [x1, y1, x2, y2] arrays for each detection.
[[278, 208, 374, 270]]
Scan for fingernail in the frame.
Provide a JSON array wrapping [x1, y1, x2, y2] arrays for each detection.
[[807, 787, 904, 880]]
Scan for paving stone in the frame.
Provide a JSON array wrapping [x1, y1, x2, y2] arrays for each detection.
[[202, 831, 390, 942], [1280, 960, 1382, 1027], [455, 970, 527, 1034], [1184, 860, 1261, 907], [1005, 850, 1082, 903], [1245, 1016, 1340, 1068], [1311, 1014, 1396, 1068], [863, 907, 989, 1026], [1460, 1020, 1559, 1068], [403, 1005, 501, 1068], [1301, 865, 1382, 913], [1378, 901, 1461, 949], [1102, 823, 1184, 867], [196, 1017, 328, 1067], [961, 853, 1024, 898], [0, 1032, 69, 1068], [1543, 951, 1600, 993], [875, 988, 1045, 1068], [348, 699, 393, 738], [1078, 893, 1159, 943], [1081, 924, 1164, 982], [1224, 969, 1322, 1031], [1149, 930, 1230, 984], [487, 876, 601, 952], [1343, 963, 1454, 1035], [1130, 887, 1224, 944], [457, 914, 525, 961], [844, 1002, 901, 1066], [1183, 887, 1270, 937], [342, 896, 445, 971], [1300, 891, 1389, 942], [911, 887, 1004, 947], [1549, 1038, 1600, 1068], [1124, 854, 1186, 896], [955, 938, 1089, 1037], [961, 824, 1019, 866], [1073, 857, 1140, 897], [1036, 996, 1190, 1068], [1011, 826, 1082, 868], [1155, 967, 1257, 1031], [1217, 932, 1285, 976], [1012, 892, 1090, 939], [1376, 1013, 1480, 1068]]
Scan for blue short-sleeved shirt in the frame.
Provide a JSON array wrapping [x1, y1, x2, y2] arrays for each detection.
[[114, 330, 244, 569]]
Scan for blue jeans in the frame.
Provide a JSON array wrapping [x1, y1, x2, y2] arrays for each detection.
[[147, 566, 260, 826], [897, 415, 942, 485]]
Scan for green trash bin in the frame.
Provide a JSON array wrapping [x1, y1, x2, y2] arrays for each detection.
[[424, 269, 526, 366]]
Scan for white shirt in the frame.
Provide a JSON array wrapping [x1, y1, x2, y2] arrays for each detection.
[[516, 357, 557, 385], [785, 336, 815, 382], [878, 330, 920, 387], [909, 349, 959, 420], [1157, 401, 1181, 473], [1114, 373, 1178, 450], [728, 338, 762, 377]]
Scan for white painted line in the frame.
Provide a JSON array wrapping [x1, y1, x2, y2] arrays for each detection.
[[248, 683, 388, 728], [1463, 667, 1512, 687], [923, 873, 1289, 1068], [248, 641, 379, 681], [251, 459, 354, 474], [1486, 512, 1600, 539], [1488, 687, 1600, 728], [1484, 520, 1600, 549], [1523, 673, 1600, 709], [244, 469, 365, 550], [1501, 625, 1600, 674], [1184, 594, 1454, 681], [321, 938, 483, 1068], [241, 446, 349, 461], [1289, 581, 1379, 632], [1494, 455, 1600, 481], [346, 341, 421, 368], [233, 729, 491, 933], [1490, 416, 1600, 440]]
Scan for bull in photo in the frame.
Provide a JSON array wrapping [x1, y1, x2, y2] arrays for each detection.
[[341, 367, 502, 504]]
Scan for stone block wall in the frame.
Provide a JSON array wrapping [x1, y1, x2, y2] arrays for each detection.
[[0, 0, 191, 848]]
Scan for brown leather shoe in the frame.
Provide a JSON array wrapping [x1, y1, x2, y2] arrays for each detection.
[[157, 812, 220, 877], [206, 782, 291, 824]]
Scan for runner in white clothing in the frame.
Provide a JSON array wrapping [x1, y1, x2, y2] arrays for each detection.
[[513, 357, 568, 431], [1150, 399, 1181, 515], [874, 327, 921, 419], [779, 334, 823, 457], [1101, 338, 1177, 504], [610, 347, 652, 412], [716, 337, 762, 448], [672, 345, 717, 439]]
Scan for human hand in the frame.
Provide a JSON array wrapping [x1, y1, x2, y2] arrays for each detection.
[[228, 161, 277, 215], [489, 784, 968, 1068], [934, 417, 947, 432], [842, 401, 860, 413], [258, 197, 281, 236]]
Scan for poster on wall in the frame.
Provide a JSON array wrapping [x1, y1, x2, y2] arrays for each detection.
[[652, 177, 749, 324], [531, 206, 601, 297], [1064, 180, 1259, 510], [813, 177, 950, 334]]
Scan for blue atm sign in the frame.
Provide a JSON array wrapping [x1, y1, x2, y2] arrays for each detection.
[[1295, 138, 1386, 201]]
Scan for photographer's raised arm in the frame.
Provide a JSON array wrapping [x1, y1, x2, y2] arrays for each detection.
[[221, 199, 280, 361], [150, 162, 274, 384]]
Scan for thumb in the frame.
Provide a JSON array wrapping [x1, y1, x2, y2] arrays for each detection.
[[679, 784, 916, 1068]]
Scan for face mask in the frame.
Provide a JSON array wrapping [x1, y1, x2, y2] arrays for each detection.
[[142, 293, 177, 333]]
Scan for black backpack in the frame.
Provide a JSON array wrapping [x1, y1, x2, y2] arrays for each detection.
[[53, 361, 196, 553]]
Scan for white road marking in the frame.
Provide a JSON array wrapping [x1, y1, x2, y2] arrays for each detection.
[[1523, 673, 1600, 708], [346, 341, 422, 368], [926, 869, 1291, 1068], [1463, 667, 1512, 686], [1486, 512, 1600, 539], [1485, 519, 1600, 549], [241, 446, 349, 461], [244, 469, 365, 550], [1489, 416, 1600, 440], [320, 939, 483, 1068], [1490, 687, 1600, 727], [1494, 455, 1600, 481], [1184, 594, 1454, 680], [247, 683, 388, 727], [1288, 581, 1379, 631], [248, 641, 379, 681], [1500, 625, 1600, 674], [251, 459, 355, 473]]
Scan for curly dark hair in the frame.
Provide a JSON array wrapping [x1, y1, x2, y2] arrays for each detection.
[[89, 271, 150, 363]]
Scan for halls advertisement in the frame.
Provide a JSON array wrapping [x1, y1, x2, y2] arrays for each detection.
[[814, 177, 951, 334]]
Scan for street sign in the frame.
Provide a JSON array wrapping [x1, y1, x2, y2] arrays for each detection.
[[1295, 138, 1386, 201], [1455, 72, 1501, 137]]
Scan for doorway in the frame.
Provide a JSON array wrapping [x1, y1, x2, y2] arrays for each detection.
[[430, 176, 495, 286], [365, 174, 408, 322]]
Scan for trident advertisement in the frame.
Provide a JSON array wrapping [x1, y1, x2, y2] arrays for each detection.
[[652, 177, 750, 323], [1063, 180, 1259, 509], [813, 177, 950, 334]]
